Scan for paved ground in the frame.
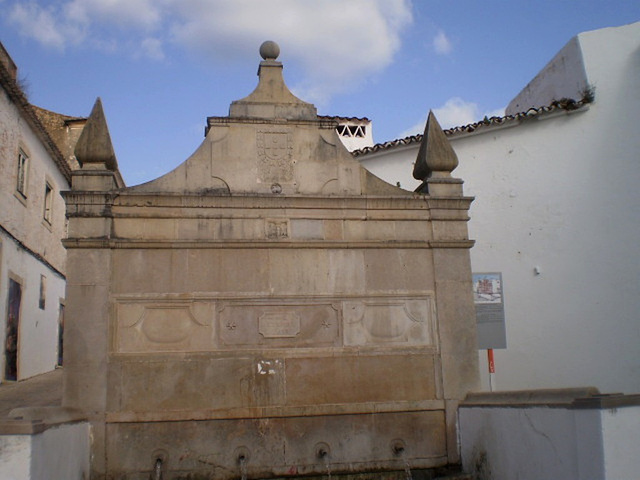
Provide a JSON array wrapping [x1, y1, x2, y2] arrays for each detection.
[[0, 368, 62, 418]]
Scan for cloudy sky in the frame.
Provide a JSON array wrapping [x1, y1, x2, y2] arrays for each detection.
[[2, 1, 639, 185]]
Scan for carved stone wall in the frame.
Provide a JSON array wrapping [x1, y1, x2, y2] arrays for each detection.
[[62, 44, 478, 479]]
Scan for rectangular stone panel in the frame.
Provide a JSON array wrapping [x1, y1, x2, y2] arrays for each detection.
[[114, 300, 216, 353], [282, 410, 447, 467], [105, 410, 447, 479], [114, 356, 263, 412], [285, 354, 437, 405], [364, 249, 435, 292], [267, 249, 366, 296], [113, 249, 270, 294], [342, 297, 435, 347], [218, 301, 340, 349]]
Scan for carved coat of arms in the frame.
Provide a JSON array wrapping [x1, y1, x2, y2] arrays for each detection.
[[257, 130, 294, 182]]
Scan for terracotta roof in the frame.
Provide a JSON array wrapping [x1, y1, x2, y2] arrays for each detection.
[[31, 105, 86, 171], [317, 115, 370, 123], [352, 98, 590, 157], [0, 51, 73, 182]]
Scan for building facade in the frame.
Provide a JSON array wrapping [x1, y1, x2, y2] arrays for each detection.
[[0, 43, 83, 382], [357, 22, 640, 394]]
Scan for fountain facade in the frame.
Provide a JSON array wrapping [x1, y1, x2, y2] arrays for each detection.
[[62, 42, 478, 479]]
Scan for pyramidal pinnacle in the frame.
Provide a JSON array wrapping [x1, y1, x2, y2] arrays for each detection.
[[413, 111, 458, 180], [74, 97, 118, 171]]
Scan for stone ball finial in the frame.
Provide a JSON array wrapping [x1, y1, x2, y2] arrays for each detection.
[[260, 41, 280, 60]]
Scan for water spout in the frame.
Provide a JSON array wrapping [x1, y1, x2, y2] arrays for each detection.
[[234, 447, 250, 480], [402, 459, 413, 480], [238, 455, 247, 480], [391, 440, 412, 480], [315, 443, 332, 480], [153, 458, 163, 480]]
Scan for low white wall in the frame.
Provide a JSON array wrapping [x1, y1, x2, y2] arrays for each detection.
[[0, 422, 90, 480], [459, 391, 640, 480], [601, 406, 640, 480], [0, 434, 32, 480]]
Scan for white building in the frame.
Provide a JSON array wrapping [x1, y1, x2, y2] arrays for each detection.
[[357, 22, 640, 394], [0, 43, 84, 381], [321, 115, 374, 152]]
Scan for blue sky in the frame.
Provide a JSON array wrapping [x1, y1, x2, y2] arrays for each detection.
[[2, 1, 639, 185]]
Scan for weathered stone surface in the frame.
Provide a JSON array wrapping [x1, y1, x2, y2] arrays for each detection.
[[413, 111, 459, 180], [105, 411, 447, 478], [62, 42, 478, 479], [73, 98, 117, 170]]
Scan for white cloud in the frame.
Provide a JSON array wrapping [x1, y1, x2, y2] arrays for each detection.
[[398, 98, 506, 139], [167, 0, 413, 105], [65, 0, 163, 30], [433, 30, 452, 55], [7, 0, 163, 55], [433, 97, 480, 128], [138, 37, 165, 61], [9, 3, 71, 51], [6, 0, 413, 101]]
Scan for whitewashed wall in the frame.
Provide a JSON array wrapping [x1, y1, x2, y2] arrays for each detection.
[[359, 22, 640, 394], [0, 72, 69, 382], [0, 422, 90, 480], [459, 394, 640, 480], [0, 233, 66, 380]]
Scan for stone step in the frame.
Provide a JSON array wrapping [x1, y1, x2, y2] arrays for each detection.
[[265, 466, 472, 480]]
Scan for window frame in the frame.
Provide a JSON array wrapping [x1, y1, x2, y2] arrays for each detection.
[[43, 181, 53, 225], [16, 149, 29, 199]]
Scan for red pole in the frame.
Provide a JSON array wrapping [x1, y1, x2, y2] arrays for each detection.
[[487, 348, 496, 391], [487, 349, 495, 373]]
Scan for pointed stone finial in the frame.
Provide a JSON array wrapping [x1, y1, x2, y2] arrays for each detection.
[[412, 111, 458, 181], [74, 98, 118, 171]]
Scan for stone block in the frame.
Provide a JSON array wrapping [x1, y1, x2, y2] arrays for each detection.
[[63, 284, 109, 366], [66, 249, 111, 286], [285, 354, 437, 405]]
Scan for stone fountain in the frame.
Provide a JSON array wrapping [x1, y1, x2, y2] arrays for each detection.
[[62, 41, 478, 479]]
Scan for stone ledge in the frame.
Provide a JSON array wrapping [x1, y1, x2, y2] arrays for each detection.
[[460, 387, 600, 408], [0, 406, 87, 435], [571, 393, 640, 409], [0, 419, 48, 435], [106, 399, 446, 423]]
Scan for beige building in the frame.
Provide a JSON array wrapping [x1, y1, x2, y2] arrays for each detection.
[[0, 42, 85, 382]]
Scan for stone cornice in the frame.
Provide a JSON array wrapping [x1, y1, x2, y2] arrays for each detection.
[[64, 191, 473, 215], [62, 238, 474, 250]]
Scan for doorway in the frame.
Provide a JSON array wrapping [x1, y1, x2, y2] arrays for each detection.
[[5, 278, 21, 381]]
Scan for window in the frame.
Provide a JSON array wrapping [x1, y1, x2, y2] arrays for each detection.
[[43, 183, 53, 224], [5, 278, 22, 381], [39, 275, 46, 310], [57, 302, 64, 367], [16, 150, 28, 198]]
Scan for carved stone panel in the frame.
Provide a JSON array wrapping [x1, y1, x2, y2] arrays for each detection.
[[114, 301, 215, 353], [259, 312, 301, 338], [265, 218, 289, 239], [218, 301, 340, 349], [257, 130, 294, 183], [342, 297, 434, 347]]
